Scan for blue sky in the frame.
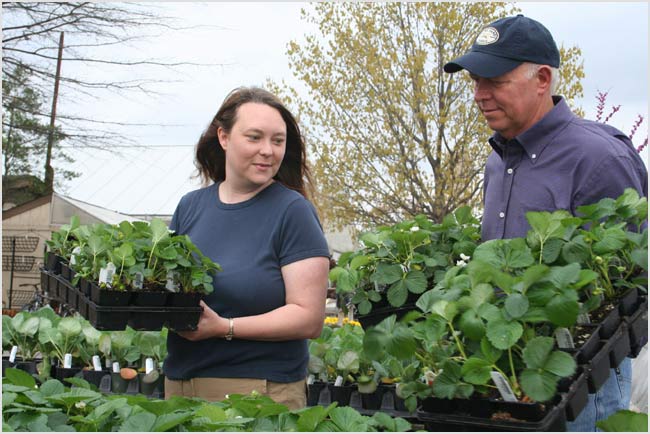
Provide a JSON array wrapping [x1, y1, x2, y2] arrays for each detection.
[[55, 2, 648, 215]]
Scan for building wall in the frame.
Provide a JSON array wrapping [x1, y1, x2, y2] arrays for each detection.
[[2, 202, 53, 308]]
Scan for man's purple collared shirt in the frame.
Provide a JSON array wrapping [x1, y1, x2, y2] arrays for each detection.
[[482, 96, 648, 241]]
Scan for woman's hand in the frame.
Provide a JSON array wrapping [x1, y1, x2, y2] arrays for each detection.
[[176, 300, 229, 341]]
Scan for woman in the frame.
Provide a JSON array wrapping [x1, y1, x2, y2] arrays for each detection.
[[164, 87, 331, 409]]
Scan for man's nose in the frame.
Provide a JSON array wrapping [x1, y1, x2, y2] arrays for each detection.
[[474, 79, 490, 101]]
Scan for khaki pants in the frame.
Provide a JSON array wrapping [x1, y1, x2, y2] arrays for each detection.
[[165, 377, 307, 410]]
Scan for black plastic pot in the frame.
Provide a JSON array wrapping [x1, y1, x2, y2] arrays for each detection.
[[77, 296, 89, 318], [617, 287, 640, 317], [11, 360, 39, 376], [79, 278, 92, 297], [307, 381, 327, 406], [167, 292, 202, 307], [559, 367, 589, 422], [594, 304, 621, 339], [45, 253, 63, 274], [131, 291, 168, 307], [360, 389, 384, 410], [110, 371, 138, 394], [40, 270, 49, 293], [90, 283, 131, 306], [608, 323, 631, 369], [586, 340, 612, 393], [625, 297, 648, 357], [572, 324, 602, 364], [61, 263, 73, 282], [138, 370, 164, 396], [53, 366, 83, 385], [328, 383, 355, 406], [87, 301, 131, 330], [48, 274, 61, 300], [82, 369, 110, 388]]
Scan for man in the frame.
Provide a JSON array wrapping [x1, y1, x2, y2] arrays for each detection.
[[443, 14, 647, 431]]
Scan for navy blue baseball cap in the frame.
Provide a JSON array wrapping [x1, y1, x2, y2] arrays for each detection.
[[444, 14, 560, 78]]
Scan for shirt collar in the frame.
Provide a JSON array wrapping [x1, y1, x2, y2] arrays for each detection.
[[488, 96, 574, 162]]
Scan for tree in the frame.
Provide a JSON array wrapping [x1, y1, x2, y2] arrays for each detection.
[[272, 3, 584, 231], [2, 2, 219, 185], [2, 64, 75, 182]]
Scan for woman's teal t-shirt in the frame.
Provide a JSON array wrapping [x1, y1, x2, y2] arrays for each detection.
[[164, 181, 330, 382]]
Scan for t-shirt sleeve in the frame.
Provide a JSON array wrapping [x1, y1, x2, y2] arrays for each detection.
[[278, 198, 331, 266]]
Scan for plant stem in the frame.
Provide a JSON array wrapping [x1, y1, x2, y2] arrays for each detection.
[[508, 348, 520, 393], [448, 322, 467, 360]]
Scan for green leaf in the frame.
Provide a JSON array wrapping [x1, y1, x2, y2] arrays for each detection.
[[631, 249, 648, 271], [371, 412, 411, 432], [504, 294, 529, 318], [328, 406, 370, 432], [520, 369, 559, 402], [149, 218, 170, 245], [461, 357, 492, 385], [596, 410, 648, 432], [593, 227, 628, 254], [432, 361, 465, 399], [480, 337, 503, 364], [4, 367, 36, 389], [118, 411, 156, 432], [545, 294, 579, 327], [404, 270, 427, 294], [296, 405, 330, 432], [547, 263, 581, 289], [541, 238, 564, 264], [561, 236, 591, 263], [458, 309, 485, 341], [522, 336, 554, 369], [153, 412, 193, 432], [372, 263, 402, 285], [58, 317, 82, 339], [337, 350, 359, 373], [387, 280, 408, 307], [350, 255, 370, 270], [543, 351, 576, 378], [486, 319, 522, 350], [363, 315, 416, 360], [431, 300, 458, 322]]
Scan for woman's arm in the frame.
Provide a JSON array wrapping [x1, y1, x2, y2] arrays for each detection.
[[177, 256, 330, 341]]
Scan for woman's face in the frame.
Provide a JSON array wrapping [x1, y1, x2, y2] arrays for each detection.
[[218, 102, 287, 191]]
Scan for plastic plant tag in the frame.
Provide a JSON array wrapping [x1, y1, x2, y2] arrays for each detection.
[[577, 313, 591, 325], [554, 327, 575, 349], [307, 374, 315, 385], [105, 358, 112, 369], [99, 262, 116, 286], [112, 362, 120, 373], [133, 272, 144, 290], [92, 355, 102, 372], [491, 371, 518, 402], [145, 357, 154, 375], [334, 375, 344, 386], [9, 346, 18, 363], [64, 353, 73, 369], [70, 246, 82, 266], [165, 271, 178, 292]]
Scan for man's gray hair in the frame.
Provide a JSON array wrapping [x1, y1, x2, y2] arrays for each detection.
[[525, 63, 560, 94]]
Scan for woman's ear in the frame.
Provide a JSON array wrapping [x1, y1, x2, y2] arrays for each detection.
[[217, 127, 228, 151]]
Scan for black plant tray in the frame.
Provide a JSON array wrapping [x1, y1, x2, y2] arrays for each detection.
[[52, 366, 83, 385], [90, 284, 132, 306], [85, 300, 202, 331], [416, 395, 567, 432], [624, 297, 648, 357], [595, 305, 621, 339], [608, 323, 631, 369], [586, 340, 612, 393], [357, 304, 418, 330], [617, 287, 640, 316], [82, 369, 111, 388], [307, 382, 416, 418], [98, 371, 164, 398], [558, 367, 589, 422], [131, 291, 168, 307], [167, 292, 203, 307]]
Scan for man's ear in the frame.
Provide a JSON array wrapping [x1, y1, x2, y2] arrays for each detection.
[[537, 65, 553, 94], [217, 127, 228, 151]]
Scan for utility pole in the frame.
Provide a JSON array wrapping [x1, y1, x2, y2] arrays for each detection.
[[44, 31, 64, 193]]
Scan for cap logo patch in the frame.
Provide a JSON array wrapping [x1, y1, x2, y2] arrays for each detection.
[[475, 27, 499, 45]]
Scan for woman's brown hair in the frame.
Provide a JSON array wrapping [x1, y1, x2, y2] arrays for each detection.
[[194, 87, 312, 198]]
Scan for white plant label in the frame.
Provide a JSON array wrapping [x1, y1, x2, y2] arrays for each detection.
[[491, 371, 518, 402], [92, 355, 102, 372], [165, 271, 178, 292], [112, 362, 120, 373], [9, 346, 18, 363], [145, 358, 154, 375], [105, 358, 112, 369], [70, 247, 82, 266], [334, 375, 344, 387], [577, 313, 591, 325], [64, 353, 73, 369], [555, 327, 575, 349], [133, 272, 144, 290], [307, 374, 315, 385], [99, 262, 116, 286]]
